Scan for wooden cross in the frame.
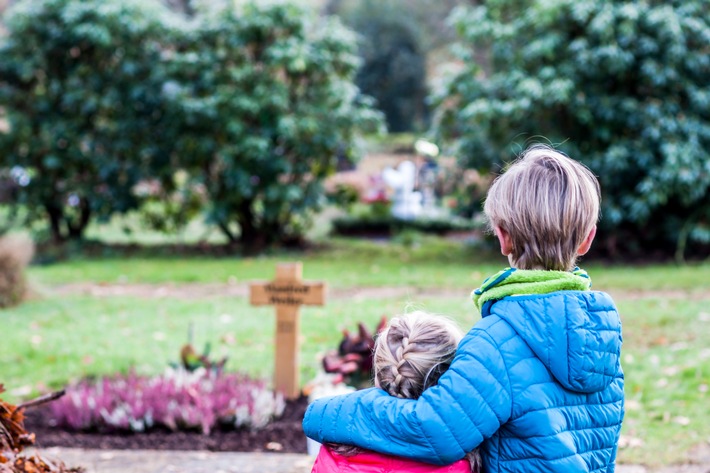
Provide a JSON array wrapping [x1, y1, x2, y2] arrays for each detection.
[[249, 262, 326, 399]]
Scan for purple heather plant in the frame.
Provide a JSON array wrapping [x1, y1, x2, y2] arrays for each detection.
[[50, 369, 285, 435]]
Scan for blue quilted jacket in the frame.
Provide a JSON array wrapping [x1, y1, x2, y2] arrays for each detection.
[[303, 290, 624, 472]]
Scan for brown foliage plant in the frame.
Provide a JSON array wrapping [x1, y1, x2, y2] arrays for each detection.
[[0, 385, 82, 473], [0, 235, 34, 308]]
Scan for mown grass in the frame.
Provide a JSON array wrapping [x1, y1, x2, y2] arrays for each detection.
[[617, 298, 710, 465], [28, 237, 710, 292], [28, 237, 501, 289], [3, 236, 710, 466]]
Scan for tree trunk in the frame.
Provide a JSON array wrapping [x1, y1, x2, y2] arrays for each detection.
[[45, 203, 67, 243], [217, 220, 237, 244], [67, 198, 91, 240], [235, 200, 265, 255], [45, 199, 91, 243]]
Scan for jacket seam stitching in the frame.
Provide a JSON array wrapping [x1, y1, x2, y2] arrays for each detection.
[[500, 444, 615, 463], [428, 388, 467, 464], [413, 405, 443, 465], [473, 321, 514, 420], [513, 397, 624, 418]]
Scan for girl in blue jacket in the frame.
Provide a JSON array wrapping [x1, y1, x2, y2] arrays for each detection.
[[303, 145, 624, 472]]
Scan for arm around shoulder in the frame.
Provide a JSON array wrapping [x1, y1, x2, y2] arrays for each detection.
[[302, 327, 513, 465]]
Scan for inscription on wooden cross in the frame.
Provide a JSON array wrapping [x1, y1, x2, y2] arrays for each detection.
[[249, 263, 325, 399]]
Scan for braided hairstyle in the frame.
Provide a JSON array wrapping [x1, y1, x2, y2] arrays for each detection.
[[374, 311, 462, 399]]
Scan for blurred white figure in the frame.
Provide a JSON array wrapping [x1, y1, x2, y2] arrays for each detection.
[[382, 161, 422, 220]]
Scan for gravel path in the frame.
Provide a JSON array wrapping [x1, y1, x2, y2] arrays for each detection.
[[32, 448, 710, 473], [35, 448, 314, 473], [50, 282, 710, 301]]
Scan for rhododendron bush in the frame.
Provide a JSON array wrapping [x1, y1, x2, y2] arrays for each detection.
[[50, 369, 285, 435]]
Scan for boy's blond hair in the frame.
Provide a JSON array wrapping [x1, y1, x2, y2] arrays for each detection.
[[483, 145, 600, 271]]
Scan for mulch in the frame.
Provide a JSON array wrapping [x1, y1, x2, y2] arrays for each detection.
[[22, 397, 309, 454]]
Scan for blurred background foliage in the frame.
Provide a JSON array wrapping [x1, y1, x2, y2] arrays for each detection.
[[0, 0, 383, 252], [0, 0, 171, 243], [0, 0, 709, 259], [433, 0, 710, 259], [160, 2, 383, 251]]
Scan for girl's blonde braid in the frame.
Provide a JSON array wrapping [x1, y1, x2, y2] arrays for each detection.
[[388, 335, 417, 398]]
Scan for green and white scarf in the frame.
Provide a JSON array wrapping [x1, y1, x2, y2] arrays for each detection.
[[471, 267, 592, 313]]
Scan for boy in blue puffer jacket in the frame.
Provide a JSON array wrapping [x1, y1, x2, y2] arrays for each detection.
[[303, 145, 624, 472]]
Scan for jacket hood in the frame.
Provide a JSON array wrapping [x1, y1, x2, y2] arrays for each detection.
[[490, 290, 622, 393]]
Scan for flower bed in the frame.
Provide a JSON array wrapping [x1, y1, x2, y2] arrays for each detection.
[[50, 369, 285, 435]]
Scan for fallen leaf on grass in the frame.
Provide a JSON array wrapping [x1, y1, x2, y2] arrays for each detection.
[[9, 387, 32, 398], [651, 336, 668, 346], [619, 435, 644, 449], [625, 400, 641, 411], [673, 416, 691, 426], [662, 366, 679, 376]]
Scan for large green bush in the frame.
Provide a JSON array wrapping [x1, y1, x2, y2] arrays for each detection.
[[165, 2, 383, 251], [0, 0, 174, 242], [435, 0, 710, 258], [0, 0, 381, 250]]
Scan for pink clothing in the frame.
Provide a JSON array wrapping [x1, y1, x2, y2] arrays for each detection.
[[311, 445, 472, 473]]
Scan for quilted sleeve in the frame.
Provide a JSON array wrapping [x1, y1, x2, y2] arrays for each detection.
[[302, 328, 513, 465]]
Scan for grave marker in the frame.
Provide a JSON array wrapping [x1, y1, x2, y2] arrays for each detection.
[[249, 262, 325, 399]]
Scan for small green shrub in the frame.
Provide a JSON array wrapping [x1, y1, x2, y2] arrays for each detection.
[[326, 184, 361, 211], [331, 213, 475, 237], [0, 234, 34, 308]]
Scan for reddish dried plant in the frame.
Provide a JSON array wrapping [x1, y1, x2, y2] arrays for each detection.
[[0, 385, 82, 473], [322, 317, 388, 389]]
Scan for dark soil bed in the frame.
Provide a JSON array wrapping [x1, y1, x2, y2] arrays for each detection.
[[23, 397, 309, 454]]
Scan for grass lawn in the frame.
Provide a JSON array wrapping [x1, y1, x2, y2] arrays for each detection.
[[617, 297, 710, 465], [28, 236, 710, 292], [28, 236, 501, 289], [2, 236, 710, 466]]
